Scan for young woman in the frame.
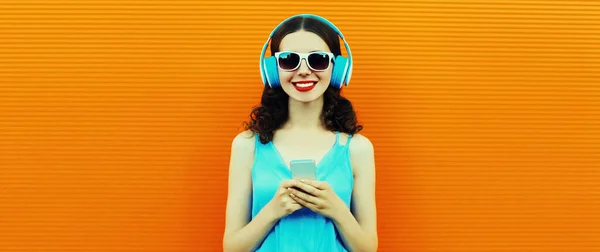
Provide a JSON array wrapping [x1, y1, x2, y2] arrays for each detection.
[[223, 14, 378, 252]]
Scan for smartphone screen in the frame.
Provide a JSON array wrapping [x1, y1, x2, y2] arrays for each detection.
[[290, 159, 317, 180]]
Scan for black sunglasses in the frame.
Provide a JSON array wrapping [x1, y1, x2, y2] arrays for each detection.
[[274, 51, 335, 71]]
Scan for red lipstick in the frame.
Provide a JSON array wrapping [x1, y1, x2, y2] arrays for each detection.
[[292, 80, 317, 92]]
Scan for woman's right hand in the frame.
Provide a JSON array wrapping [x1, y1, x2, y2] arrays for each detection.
[[267, 180, 303, 219]]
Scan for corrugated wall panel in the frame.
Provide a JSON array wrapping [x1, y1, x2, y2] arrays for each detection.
[[1, 0, 599, 251]]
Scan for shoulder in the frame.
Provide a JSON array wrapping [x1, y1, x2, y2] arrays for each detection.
[[228, 130, 257, 177], [349, 133, 374, 157], [231, 130, 256, 153], [348, 133, 375, 175]]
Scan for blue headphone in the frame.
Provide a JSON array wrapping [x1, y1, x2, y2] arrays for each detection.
[[259, 14, 353, 89]]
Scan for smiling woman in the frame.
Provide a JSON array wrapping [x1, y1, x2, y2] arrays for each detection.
[[222, 14, 378, 252], [277, 32, 333, 101]]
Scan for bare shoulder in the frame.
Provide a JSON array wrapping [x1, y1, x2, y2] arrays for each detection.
[[348, 133, 375, 176], [349, 133, 375, 157], [231, 130, 256, 151], [229, 130, 256, 171]]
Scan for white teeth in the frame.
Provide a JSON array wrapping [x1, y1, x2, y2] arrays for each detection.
[[296, 82, 316, 87]]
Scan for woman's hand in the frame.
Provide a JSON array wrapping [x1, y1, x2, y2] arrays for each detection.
[[266, 180, 303, 219], [288, 179, 347, 219]]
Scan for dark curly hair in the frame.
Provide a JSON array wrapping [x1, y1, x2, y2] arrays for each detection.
[[244, 16, 362, 144]]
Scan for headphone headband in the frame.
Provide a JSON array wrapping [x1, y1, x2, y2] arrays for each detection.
[[268, 14, 345, 40], [259, 14, 353, 88]]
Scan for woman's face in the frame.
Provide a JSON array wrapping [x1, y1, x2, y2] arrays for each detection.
[[277, 30, 332, 103]]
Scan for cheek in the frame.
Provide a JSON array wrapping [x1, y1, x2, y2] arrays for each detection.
[[317, 70, 332, 81], [278, 70, 294, 83]]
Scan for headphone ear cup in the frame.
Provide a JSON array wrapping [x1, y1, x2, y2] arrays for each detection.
[[263, 56, 280, 88], [330, 55, 349, 89]]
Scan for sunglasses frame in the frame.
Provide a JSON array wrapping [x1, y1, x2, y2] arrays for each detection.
[[274, 51, 335, 72]]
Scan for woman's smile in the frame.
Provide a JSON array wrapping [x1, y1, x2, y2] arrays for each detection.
[[292, 80, 318, 92]]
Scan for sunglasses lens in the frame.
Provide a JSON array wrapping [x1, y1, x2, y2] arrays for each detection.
[[308, 52, 331, 70], [277, 52, 300, 70]]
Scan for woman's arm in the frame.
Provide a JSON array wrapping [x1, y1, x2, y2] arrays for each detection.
[[222, 131, 278, 252], [332, 134, 378, 252]]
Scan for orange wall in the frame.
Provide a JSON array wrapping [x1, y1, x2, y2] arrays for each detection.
[[1, 1, 599, 251]]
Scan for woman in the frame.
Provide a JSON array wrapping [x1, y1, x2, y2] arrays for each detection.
[[223, 14, 378, 252]]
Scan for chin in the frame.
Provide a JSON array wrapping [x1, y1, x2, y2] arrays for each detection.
[[286, 90, 325, 104], [290, 95, 320, 103]]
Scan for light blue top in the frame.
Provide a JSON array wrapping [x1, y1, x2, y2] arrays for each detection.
[[251, 132, 354, 252]]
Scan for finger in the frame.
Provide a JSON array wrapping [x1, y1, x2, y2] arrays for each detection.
[[283, 201, 303, 215], [290, 193, 318, 211], [289, 187, 319, 205], [292, 180, 321, 196], [286, 189, 303, 205], [280, 179, 296, 189], [288, 200, 303, 210], [299, 179, 327, 190]]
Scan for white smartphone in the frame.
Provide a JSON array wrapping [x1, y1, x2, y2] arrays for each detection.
[[290, 159, 317, 180]]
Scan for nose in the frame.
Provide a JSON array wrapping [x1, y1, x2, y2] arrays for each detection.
[[297, 59, 311, 76]]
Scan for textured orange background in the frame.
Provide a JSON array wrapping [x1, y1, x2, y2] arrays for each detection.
[[1, 1, 600, 251]]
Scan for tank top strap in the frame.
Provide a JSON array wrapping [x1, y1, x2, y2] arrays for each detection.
[[345, 134, 354, 174], [253, 132, 260, 160], [254, 132, 267, 152], [336, 132, 352, 148], [343, 133, 353, 157]]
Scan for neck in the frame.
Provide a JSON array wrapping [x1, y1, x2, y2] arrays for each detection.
[[283, 96, 325, 131]]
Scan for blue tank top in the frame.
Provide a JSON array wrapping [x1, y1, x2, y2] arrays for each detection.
[[251, 132, 354, 252]]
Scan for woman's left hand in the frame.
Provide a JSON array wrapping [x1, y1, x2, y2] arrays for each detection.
[[288, 179, 347, 219]]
